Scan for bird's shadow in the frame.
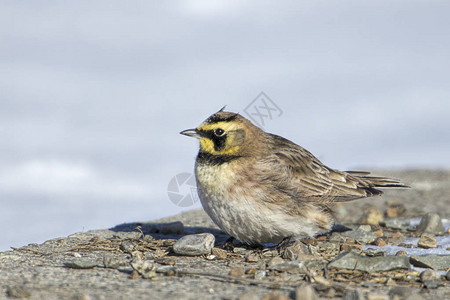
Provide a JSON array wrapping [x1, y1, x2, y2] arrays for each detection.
[[109, 221, 231, 247]]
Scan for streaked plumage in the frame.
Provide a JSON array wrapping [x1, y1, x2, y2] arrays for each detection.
[[181, 109, 409, 245]]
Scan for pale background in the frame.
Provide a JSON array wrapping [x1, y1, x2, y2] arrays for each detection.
[[1, 0, 449, 251]]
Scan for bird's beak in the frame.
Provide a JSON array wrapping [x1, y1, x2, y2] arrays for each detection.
[[180, 128, 202, 139]]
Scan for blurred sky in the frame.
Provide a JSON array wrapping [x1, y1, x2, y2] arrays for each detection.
[[1, 0, 449, 251]]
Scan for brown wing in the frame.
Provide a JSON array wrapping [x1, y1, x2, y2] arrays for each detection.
[[266, 134, 409, 203]]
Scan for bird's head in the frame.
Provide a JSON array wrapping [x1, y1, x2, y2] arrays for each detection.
[[180, 108, 263, 157]]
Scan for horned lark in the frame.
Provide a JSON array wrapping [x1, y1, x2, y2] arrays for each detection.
[[180, 108, 409, 246]]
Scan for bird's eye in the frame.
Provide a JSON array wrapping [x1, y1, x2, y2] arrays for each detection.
[[214, 128, 225, 136]]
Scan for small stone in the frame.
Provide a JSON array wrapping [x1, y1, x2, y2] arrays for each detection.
[[211, 247, 227, 259], [388, 286, 414, 299], [71, 294, 91, 300], [246, 268, 257, 275], [364, 248, 386, 257], [282, 241, 309, 260], [6, 287, 31, 298], [172, 233, 215, 256], [64, 258, 97, 269], [396, 250, 408, 256], [238, 292, 260, 300], [113, 231, 142, 240], [342, 230, 377, 244], [374, 238, 386, 247], [423, 280, 444, 289], [120, 240, 135, 253], [447, 270, 450, 281], [268, 261, 305, 274], [295, 283, 318, 300], [357, 225, 372, 232], [159, 221, 184, 235], [129, 270, 140, 279], [373, 228, 384, 237], [342, 289, 365, 300], [130, 257, 156, 279], [410, 255, 450, 270], [328, 251, 410, 273], [358, 207, 384, 226], [233, 247, 247, 255], [155, 257, 176, 265], [380, 218, 410, 230], [229, 267, 245, 276], [329, 232, 347, 243], [386, 203, 406, 218], [388, 232, 406, 245], [261, 293, 291, 300], [385, 278, 396, 286], [245, 252, 260, 262], [419, 269, 435, 282], [319, 242, 339, 252], [417, 233, 436, 249], [103, 256, 126, 269], [341, 244, 362, 252], [416, 213, 445, 235], [255, 270, 266, 280], [267, 256, 284, 268]]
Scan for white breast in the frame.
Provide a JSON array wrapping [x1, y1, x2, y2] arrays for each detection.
[[195, 163, 323, 245]]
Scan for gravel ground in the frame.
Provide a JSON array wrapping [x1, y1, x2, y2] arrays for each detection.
[[0, 169, 448, 300]]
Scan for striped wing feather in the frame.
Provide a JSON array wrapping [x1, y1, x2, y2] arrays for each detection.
[[267, 134, 409, 203]]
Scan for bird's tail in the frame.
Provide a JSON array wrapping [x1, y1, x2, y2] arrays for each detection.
[[344, 171, 410, 198]]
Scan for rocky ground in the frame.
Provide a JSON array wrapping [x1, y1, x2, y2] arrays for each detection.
[[0, 169, 449, 300]]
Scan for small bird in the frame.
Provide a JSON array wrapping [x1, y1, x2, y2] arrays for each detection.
[[181, 108, 409, 246]]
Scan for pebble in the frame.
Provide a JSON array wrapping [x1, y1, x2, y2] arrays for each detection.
[[254, 270, 266, 280], [112, 232, 141, 240], [388, 286, 415, 299], [229, 267, 245, 276], [417, 233, 437, 249], [341, 243, 362, 252], [238, 292, 260, 300], [342, 230, 377, 244], [416, 213, 445, 235], [103, 256, 126, 269], [71, 294, 91, 300], [295, 283, 318, 300], [130, 257, 156, 279], [358, 207, 384, 225], [211, 247, 227, 259], [419, 269, 435, 282], [6, 287, 31, 298], [342, 289, 365, 300], [282, 241, 309, 260], [372, 228, 384, 237], [380, 218, 410, 230], [388, 232, 406, 245], [172, 233, 215, 256], [119, 240, 135, 253], [245, 252, 260, 262], [267, 256, 284, 268], [268, 261, 305, 274], [261, 293, 291, 300], [395, 250, 408, 256], [364, 248, 386, 257], [374, 238, 386, 247], [423, 280, 444, 289], [328, 251, 410, 273], [233, 247, 247, 255], [356, 225, 372, 232], [410, 255, 450, 270], [159, 221, 184, 235], [64, 258, 97, 269]]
